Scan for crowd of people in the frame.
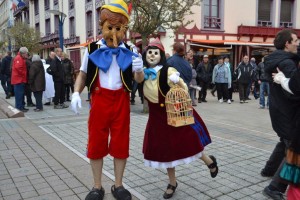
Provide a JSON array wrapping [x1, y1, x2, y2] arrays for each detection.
[[0, 47, 75, 112]]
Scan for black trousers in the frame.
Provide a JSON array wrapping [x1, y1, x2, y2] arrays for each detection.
[[268, 140, 288, 193], [216, 83, 229, 100], [54, 81, 65, 105], [238, 83, 248, 101], [199, 81, 209, 100]]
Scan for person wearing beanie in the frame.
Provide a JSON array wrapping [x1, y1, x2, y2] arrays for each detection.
[[142, 38, 218, 199], [71, 0, 144, 200]]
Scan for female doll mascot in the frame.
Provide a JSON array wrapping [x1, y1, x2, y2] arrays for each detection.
[[142, 38, 219, 199]]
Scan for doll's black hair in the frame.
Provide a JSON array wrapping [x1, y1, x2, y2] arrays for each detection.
[[142, 46, 166, 68]]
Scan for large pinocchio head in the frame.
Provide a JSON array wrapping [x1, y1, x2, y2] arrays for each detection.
[[100, 0, 130, 48]]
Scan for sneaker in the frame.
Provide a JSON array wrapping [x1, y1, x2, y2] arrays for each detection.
[[243, 100, 248, 103], [219, 99, 223, 103], [240, 100, 244, 104], [246, 97, 251, 100], [34, 108, 43, 112], [227, 99, 231, 104], [262, 186, 284, 200], [259, 105, 265, 109], [20, 108, 29, 112], [54, 105, 63, 109]]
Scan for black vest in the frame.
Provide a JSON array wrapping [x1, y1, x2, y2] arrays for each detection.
[[85, 42, 133, 92]]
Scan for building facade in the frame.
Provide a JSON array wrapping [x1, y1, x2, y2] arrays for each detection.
[[2, 0, 300, 68]]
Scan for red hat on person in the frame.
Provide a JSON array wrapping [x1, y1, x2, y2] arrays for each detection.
[[148, 38, 165, 52]]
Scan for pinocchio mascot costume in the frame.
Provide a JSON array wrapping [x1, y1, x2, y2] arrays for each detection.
[[71, 0, 144, 200]]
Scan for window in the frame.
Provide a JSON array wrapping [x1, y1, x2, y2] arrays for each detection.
[[45, 0, 50, 10], [45, 19, 51, 35], [203, 0, 221, 29], [86, 0, 92, 2], [280, 0, 293, 28], [69, 0, 74, 10], [54, 0, 58, 5], [35, 23, 40, 32], [54, 16, 59, 33], [96, 8, 101, 35], [86, 11, 93, 37], [258, 0, 272, 26], [34, 0, 39, 15], [69, 17, 75, 37]]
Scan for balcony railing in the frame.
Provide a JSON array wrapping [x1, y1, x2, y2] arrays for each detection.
[[64, 36, 80, 46], [280, 21, 293, 28], [257, 20, 272, 27], [204, 16, 221, 29], [41, 32, 59, 43], [238, 25, 300, 41]]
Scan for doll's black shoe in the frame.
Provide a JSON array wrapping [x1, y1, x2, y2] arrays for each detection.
[[163, 182, 177, 199], [208, 155, 219, 178]]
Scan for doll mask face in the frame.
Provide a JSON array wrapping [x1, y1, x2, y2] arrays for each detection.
[[146, 49, 161, 67], [101, 20, 127, 48]]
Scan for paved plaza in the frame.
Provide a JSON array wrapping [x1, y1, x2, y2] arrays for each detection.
[[0, 87, 280, 200]]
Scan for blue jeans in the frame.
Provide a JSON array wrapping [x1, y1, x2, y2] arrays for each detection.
[[14, 83, 25, 110], [259, 82, 269, 107]]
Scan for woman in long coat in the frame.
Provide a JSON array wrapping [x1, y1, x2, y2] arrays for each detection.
[[28, 55, 45, 111]]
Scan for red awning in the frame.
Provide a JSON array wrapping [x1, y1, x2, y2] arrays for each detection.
[[188, 39, 273, 47]]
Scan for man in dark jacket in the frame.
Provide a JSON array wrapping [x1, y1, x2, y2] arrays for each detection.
[[50, 48, 68, 109], [167, 42, 192, 86], [256, 56, 270, 109], [196, 55, 212, 102], [1, 52, 13, 99], [234, 55, 254, 103], [262, 29, 299, 200]]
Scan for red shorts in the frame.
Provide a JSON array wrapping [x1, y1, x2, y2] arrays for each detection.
[[87, 86, 130, 159]]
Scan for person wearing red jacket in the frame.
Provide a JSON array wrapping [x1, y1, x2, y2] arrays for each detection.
[[11, 47, 29, 112]]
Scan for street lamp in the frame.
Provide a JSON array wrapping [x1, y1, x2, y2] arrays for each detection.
[[47, 10, 67, 50]]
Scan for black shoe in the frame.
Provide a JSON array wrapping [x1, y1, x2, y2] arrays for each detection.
[[198, 99, 202, 103], [211, 91, 215, 97], [130, 100, 135, 105], [85, 187, 105, 200], [262, 186, 284, 200], [44, 102, 51, 106], [20, 108, 29, 112], [260, 169, 274, 177], [163, 182, 177, 199], [5, 95, 10, 99], [246, 97, 251, 100], [202, 99, 207, 102], [230, 99, 234, 102], [27, 103, 36, 107], [111, 185, 132, 200], [208, 155, 219, 178]]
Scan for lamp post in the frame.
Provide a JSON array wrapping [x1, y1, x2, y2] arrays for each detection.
[[47, 10, 67, 50]]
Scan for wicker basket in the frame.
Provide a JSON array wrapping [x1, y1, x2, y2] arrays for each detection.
[[165, 85, 194, 127]]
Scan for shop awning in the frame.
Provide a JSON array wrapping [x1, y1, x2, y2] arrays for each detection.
[[188, 39, 274, 47]]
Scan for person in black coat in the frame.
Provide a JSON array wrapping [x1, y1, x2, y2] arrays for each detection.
[[0, 51, 13, 99], [262, 29, 300, 200], [28, 55, 45, 111], [50, 48, 68, 109]]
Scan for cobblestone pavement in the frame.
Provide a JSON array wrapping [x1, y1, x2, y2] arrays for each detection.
[[0, 87, 280, 200]]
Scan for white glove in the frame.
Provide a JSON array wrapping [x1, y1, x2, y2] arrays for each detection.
[[273, 71, 286, 84], [169, 72, 180, 84], [132, 54, 143, 72], [273, 72, 293, 94], [71, 92, 82, 114]]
